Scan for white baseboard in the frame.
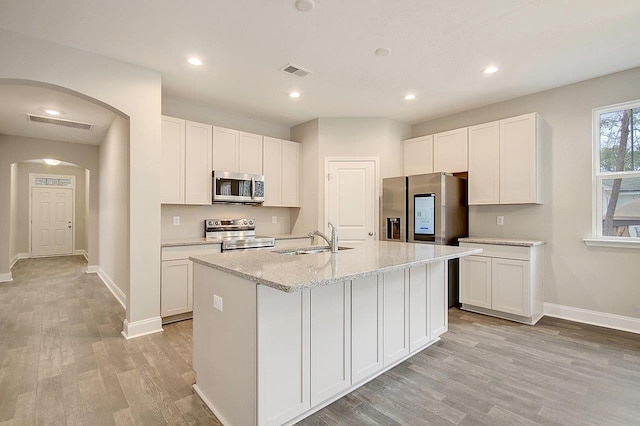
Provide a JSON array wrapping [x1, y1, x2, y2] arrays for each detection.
[[10, 252, 30, 269], [122, 317, 163, 340], [86, 265, 126, 310], [193, 385, 231, 426], [544, 303, 640, 335], [0, 272, 13, 282], [74, 249, 88, 261]]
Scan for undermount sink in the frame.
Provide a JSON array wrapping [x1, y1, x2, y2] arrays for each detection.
[[274, 246, 353, 255]]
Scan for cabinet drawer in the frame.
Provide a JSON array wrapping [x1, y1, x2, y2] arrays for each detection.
[[459, 242, 529, 261], [161, 244, 222, 261]]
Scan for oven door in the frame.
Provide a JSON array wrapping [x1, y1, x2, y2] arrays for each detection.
[[213, 171, 265, 203]]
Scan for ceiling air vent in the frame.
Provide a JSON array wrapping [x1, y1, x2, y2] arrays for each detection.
[[281, 63, 312, 77], [26, 114, 94, 131]]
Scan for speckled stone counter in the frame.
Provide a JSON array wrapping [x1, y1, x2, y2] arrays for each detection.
[[161, 238, 222, 247], [458, 237, 545, 247], [190, 241, 481, 292]]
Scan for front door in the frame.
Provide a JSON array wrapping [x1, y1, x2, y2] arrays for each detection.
[[326, 160, 377, 242], [31, 187, 73, 256]]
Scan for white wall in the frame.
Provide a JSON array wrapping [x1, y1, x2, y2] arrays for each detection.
[[161, 205, 291, 240], [15, 162, 88, 255], [0, 29, 162, 335], [412, 67, 640, 319], [9, 163, 18, 262], [291, 118, 410, 234], [163, 95, 290, 139], [99, 116, 130, 298]]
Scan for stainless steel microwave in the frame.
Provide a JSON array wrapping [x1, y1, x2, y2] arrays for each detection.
[[212, 171, 265, 204]]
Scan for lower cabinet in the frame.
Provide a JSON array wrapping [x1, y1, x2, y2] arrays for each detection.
[[383, 269, 409, 366], [351, 275, 383, 384], [459, 241, 544, 324]]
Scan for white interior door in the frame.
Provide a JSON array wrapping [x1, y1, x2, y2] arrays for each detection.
[[326, 159, 377, 242], [32, 187, 73, 256]]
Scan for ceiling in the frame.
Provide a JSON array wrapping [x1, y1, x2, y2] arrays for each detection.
[[1, 1, 640, 128], [0, 84, 116, 145]]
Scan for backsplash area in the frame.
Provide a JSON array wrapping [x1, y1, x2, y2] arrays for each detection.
[[161, 204, 292, 240]]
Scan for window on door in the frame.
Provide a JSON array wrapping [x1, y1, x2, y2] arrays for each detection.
[[593, 101, 640, 241]]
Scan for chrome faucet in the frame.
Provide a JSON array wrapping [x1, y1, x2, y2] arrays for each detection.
[[308, 222, 339, 253]]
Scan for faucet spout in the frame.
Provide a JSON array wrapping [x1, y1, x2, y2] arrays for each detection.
[[308, 222, 339, 253]]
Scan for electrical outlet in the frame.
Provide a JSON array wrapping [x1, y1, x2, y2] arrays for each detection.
[[173, 216, 180, 226], [213, 295, 223, 312], [497, 215, 504, 226], [272, 216, 277, 224]]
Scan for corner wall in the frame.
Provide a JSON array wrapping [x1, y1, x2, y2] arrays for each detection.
[[411, 66, 640, 320], [9, 164, 18, 262]]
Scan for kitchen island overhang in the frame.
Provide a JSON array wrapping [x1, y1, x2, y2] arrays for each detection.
[[190, 241, 481, 426]]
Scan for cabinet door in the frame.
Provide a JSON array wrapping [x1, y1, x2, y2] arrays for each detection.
[[351, 275, 383, 384], [429, 260, 448, 338], [239, 132, 263, 175], [403, 135, 433, 176], [185, 121, 213, 205], [433, 128, 468, 173], [491, 258, 531, 316], [499, 113, 540, 204], [281, 141, 300, 207], [258, 287, 310, 426], [310, 282, 351, 406], [262, 137, 282, 206], [212, 126, 239, 172], [383, 269, 409, 366], [409, 265, 430, 352], [459, 255, 492, 309], [161, 259, 193, 316], [161, 116, 185, 204], [468, 121, 500, 205]]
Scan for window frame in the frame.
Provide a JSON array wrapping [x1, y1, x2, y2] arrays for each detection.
[[586, 100, 640, 248]]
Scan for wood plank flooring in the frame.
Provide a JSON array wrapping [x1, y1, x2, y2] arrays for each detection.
[[1, 256, 639, 425]]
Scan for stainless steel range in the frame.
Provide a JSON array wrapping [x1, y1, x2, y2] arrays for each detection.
[[204, 218, 275, 251]]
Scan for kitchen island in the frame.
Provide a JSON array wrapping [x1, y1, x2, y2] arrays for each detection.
[[190, 241, 481, 426]]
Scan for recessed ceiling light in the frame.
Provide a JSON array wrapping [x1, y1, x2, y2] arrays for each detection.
[[289, 91, 301, 98], [483, 65, 499, 75], [295, 0, 315, 12], [44, 109, 61, 116], [188, 57, 203, 66], [404, 94, 416, 101], [375, 47, 391, 57], [43, 159, 61, 166]]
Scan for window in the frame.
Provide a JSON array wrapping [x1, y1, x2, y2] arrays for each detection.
[[591, 101, 640, 245]]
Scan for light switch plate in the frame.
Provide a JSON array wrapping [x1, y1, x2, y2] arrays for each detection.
[[497, 215, 504, 226], [213, 295, 223, 312], [173, 216, 180, 226]]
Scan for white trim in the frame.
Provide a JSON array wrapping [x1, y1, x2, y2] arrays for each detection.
[[583, 238, 640, 249], [121, 317, 163, 340], [74, 249, 88, 260], [193, 385, 231, 426], [544, 302, 640, 335], [87, 265, 126, 309], [10, 252, 30, 268], [0, 272, 13, 282]]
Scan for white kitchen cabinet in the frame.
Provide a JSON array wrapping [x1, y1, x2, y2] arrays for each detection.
[[382, 269, 409, 366], [500, 113, 541, 204], [408, 265, 430, 352], [161, 259, 193, 317], [185, 120, 213, 205], [468, 121, 500, 205], [239, 132, 263, 175], [433, 127, 468, 173], [262, 137, 282, 206], [161, 116, 185, 204], [428, 260, 448, 338], [310, 282, 351, 406], [351, 275, 383, 384], [281, 140, 301, 207], [258, 286, 311, 426], [459, 239, 544, 324], [212, 126, 239, 172], [403, 135, 433, 176]]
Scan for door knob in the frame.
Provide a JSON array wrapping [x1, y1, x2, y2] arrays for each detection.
[[368, 232, 374, 236]]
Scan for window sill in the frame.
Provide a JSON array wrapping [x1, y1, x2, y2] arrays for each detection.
[[583, 238, 640, 249]]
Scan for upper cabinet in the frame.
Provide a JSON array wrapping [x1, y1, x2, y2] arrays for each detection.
[[161, 116, 212, 205], [433, 127, 468, 173], [263, 137, 301, 207], [403, 135, 433, 176], [212, 127, 263, 175], [468, 113, 541, 205]]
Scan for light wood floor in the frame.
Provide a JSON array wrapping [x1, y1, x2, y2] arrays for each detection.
[[1, 256, 639, 425]]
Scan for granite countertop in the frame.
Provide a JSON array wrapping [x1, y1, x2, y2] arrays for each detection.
[[459, 237, 545, 247], [161, 238, 223, 247], [190, 241, 482, 293]]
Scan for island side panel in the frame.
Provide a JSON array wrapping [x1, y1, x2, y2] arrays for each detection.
[[408, 264, 430, 351], [192, 264, 257, 426], [429, 260, 448, 338], [351, 275, 384, 384]]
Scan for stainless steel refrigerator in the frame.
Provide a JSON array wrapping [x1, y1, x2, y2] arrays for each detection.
[[381, 172, 468, 307]]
